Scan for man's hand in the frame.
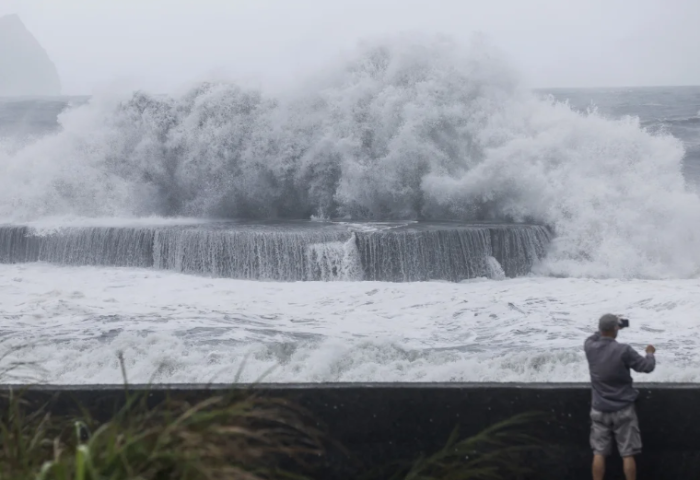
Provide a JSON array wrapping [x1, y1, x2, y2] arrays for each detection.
[[646, 345, 656, 355]]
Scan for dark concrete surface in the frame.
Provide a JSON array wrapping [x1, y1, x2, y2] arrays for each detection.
[[1, 383, 698, 479]]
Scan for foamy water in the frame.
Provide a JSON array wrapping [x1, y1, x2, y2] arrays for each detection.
[[2, 35, 700, 384], [2, 263, 698, 384]]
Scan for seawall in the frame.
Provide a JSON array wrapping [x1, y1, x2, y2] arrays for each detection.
[[0, 223, 552, 281], [1, 383, 697, 479]]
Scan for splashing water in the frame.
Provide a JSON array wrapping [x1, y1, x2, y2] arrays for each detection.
[[306, 234, 364, 281], [0, 34, 698, 278]]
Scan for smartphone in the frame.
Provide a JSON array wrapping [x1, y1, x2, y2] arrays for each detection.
[[619, 318, 630, 329]]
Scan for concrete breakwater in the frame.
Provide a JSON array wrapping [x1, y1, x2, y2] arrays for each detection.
[[0, 222, 552, 281]]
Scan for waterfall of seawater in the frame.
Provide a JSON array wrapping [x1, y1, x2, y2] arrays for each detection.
[[152, 227, 351, 281], [306, 234, 364, 281], [0, 226, 154, 266], [0, 223, 552, 281]]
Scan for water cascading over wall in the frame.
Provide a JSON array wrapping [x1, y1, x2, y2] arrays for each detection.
[[0, 226, 155, 267], [355, 225, 551, 280], [152, 227, 355, 281], [0, 223, 552, 281]]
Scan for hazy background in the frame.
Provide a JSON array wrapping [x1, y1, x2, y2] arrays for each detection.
[[1, 0, 698, 94]]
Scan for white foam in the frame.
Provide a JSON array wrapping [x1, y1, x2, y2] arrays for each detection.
[[0, 215, 210, 231], [2, 263, 698, 384], [305, 234, 363, 281], [485, 256, 506, 280], [0, 34, 697, 278]]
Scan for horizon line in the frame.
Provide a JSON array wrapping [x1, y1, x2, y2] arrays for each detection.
[[2, 84, 698, 99]]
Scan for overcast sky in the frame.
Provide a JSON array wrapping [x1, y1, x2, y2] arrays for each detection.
[[1, 0, 698, 95]]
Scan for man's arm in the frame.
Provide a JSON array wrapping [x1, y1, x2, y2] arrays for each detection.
[[584, 332, 601, 347], [625, 345, 656, 373]]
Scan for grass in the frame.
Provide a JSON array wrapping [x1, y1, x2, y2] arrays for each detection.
[[387, 413, 546, 480], [357, 412, 546, 480], [1, 388, 325, 480], [0, 356, 547, 480]]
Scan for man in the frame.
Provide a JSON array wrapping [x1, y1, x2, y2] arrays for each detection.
[[584, 313, 656, 480]]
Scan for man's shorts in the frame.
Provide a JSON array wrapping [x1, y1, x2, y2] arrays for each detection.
[[590, 404, 642, 457]]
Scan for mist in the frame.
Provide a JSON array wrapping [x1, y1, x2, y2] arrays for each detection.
[[1, 0, 699, 95]]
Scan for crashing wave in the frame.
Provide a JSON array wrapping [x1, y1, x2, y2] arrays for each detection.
[[0, 34, 698, 278]]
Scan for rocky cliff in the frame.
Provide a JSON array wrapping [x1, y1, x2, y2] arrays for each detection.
[[0, 14, 61, 96]]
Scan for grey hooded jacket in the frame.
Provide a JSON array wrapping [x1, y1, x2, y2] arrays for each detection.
[[584, 332, 655, 412]]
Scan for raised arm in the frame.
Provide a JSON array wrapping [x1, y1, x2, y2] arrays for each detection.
[[625, 345, 656, 373], [584, 332, 601, 348]]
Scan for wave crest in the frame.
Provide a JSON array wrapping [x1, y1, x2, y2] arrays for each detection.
[[1, 34, 698, 277]]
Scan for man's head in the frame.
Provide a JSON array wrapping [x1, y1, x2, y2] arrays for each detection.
[[599, 313, 620, 338]]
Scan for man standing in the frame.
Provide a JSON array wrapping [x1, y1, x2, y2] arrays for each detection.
[[584, 313, 656, 480]]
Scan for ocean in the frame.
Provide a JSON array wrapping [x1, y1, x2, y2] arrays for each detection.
[[1, 38, 699, 384]]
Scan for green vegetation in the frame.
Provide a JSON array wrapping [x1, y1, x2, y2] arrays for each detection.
[[385, 413, 544, 480], [1, 389, 324, 480], [0, 359, 545, 480]]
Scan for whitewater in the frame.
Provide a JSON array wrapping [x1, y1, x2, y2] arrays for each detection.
[[2, 263, 700, 384], [2, 34, 700, 383]]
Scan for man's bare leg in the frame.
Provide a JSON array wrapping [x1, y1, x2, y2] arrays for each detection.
[[622, 456, 636, 480], [592, 454, 605, 480]]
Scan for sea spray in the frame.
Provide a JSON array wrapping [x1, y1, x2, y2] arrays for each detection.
[[0, 34, 697, 278]]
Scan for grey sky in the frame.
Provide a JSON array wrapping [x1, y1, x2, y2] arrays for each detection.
[[1, 0, 698, 94]]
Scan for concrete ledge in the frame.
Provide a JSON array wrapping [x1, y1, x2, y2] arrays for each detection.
[[3, 381, 700, 389], [2, 383, 698, 479]]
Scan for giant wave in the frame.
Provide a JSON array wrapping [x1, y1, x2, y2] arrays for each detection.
[[1, 34, 698, 278]]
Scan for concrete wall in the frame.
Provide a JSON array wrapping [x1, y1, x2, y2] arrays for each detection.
[[2, 383, 698, 479]]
